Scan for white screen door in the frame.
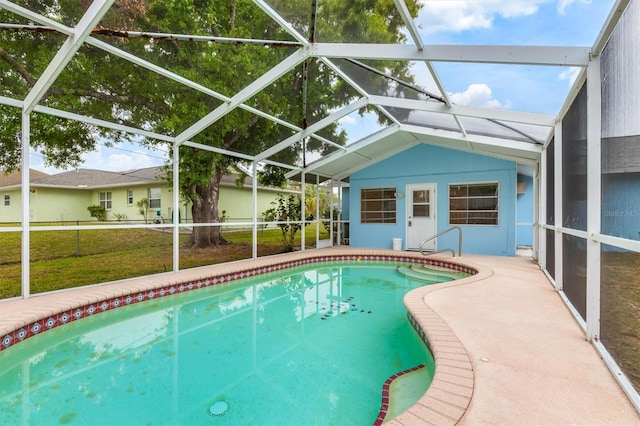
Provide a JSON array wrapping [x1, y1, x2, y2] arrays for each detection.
[[406, 184, 436, 250]]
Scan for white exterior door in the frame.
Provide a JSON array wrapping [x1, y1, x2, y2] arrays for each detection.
[[406, 184, 436, 250]]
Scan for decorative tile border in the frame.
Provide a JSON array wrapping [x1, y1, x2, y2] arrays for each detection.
[[374, 364, 427, 425], [0, 253, 476, 353]]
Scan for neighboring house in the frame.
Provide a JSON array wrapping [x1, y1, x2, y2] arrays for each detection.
[[346, 144, 519, 256], [0, 166, 291, 223]]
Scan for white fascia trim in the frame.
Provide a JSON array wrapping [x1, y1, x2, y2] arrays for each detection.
[[296, 125, 402, 177], [314, 43, 591, 67], [370, 95, 555, 127], [175, 48, 308, 144], [333, 142, 419, 181], [255, 97, 368, 161], [401, 123, 543, 155], [23, 0, 115, 113]]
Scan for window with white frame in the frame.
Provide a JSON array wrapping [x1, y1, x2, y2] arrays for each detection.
[[127, 189, 134, 205], [99, 191, 112, 210], [3, 194, 9, 206], [449, 182, 499, 225], [360, 187, 396, 223], [149, 187, 161, 209]]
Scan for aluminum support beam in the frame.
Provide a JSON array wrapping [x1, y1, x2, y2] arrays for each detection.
[[181, 141, 255, 162], [293, 125, 401, 176], [586, 57, 602, 342], [370, 95, 556, 127], [402, 124, 543, 158], [301, 173, 306, 251], [592, 0, 631, 57], [0, 95, 173, 144], [554, 121, 563, 292], [22, 0, 115, 113], [392, 0, 424, 50], [319, 58, 400, 126], [539, 150, 548, 271], [176, 48, 308, 144], [533, 163, 540, 260], [87, 38, 303, 133], [252, 162, 258, 259], [314, 43, 591, 66], [172, 144, 180, 272], [252, 0, 309, 45], [255, 97, 368, 162], [20, 111, 30, 298], [0, 1, 73, 36]]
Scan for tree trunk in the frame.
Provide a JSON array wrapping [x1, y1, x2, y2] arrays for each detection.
[[186, 166, 229, 248]]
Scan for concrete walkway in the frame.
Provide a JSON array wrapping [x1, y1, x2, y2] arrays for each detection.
[[421, 254, 639, 425]]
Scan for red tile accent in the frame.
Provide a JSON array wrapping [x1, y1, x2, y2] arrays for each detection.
[[1, 252, 477, 361], [374, 364, 426, 425]]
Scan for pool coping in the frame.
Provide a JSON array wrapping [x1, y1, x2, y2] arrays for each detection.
[[0, 247, 488, 424], [385, 256, 492, 426]]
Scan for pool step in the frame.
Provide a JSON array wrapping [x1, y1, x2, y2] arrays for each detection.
[[409, 265, 469, 280], [395, 265, 458, 283]]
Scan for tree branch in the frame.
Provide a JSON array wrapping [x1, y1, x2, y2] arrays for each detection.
[[0, 47, 37, 86]]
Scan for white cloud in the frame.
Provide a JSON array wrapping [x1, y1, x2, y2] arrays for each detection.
[[338, 115, 357, 126], [417, 0, 545, 34], [557, 0, 591, 15], [80, 144, 165, 172], [559, 67, 581, 87], [30, 143, 166, 175], [449, 83, 511, 109], [416, 0, 590, 34]]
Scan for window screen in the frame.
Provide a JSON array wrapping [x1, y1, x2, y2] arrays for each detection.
[[449, 183, 498, 225], [360, 187, 396, 223]]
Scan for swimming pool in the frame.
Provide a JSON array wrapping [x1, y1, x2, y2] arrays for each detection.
[[0, 252, 477, 425]]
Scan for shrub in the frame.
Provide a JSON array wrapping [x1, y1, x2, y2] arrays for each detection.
[[87, 205, 106, 221]]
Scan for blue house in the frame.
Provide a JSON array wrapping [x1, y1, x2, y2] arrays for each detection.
[[346, 143, 517, 256]]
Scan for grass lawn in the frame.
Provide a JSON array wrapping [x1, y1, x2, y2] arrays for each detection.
[[601, 251, 640, 393], [0, 223, 330, 298]]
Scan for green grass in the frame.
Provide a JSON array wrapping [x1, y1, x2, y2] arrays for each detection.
[[601, 251, 640, 393], [0, 223, 330, 298]]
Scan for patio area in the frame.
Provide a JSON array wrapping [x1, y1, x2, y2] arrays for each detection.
[[395, 252, 639, 425]]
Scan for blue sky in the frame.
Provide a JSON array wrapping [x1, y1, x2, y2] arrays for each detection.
[[410, 0, 614, 114], [31, 0, 616, 174]]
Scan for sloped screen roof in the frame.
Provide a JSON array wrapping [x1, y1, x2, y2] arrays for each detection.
[[0, 0, 620, 182]]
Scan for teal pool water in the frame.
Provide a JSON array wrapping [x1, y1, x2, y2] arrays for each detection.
[[0, 262, 451, 425]]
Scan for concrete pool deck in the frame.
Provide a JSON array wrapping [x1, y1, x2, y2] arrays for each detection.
[[392, 252, 640, 425], [1, 247, 639, 425]]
